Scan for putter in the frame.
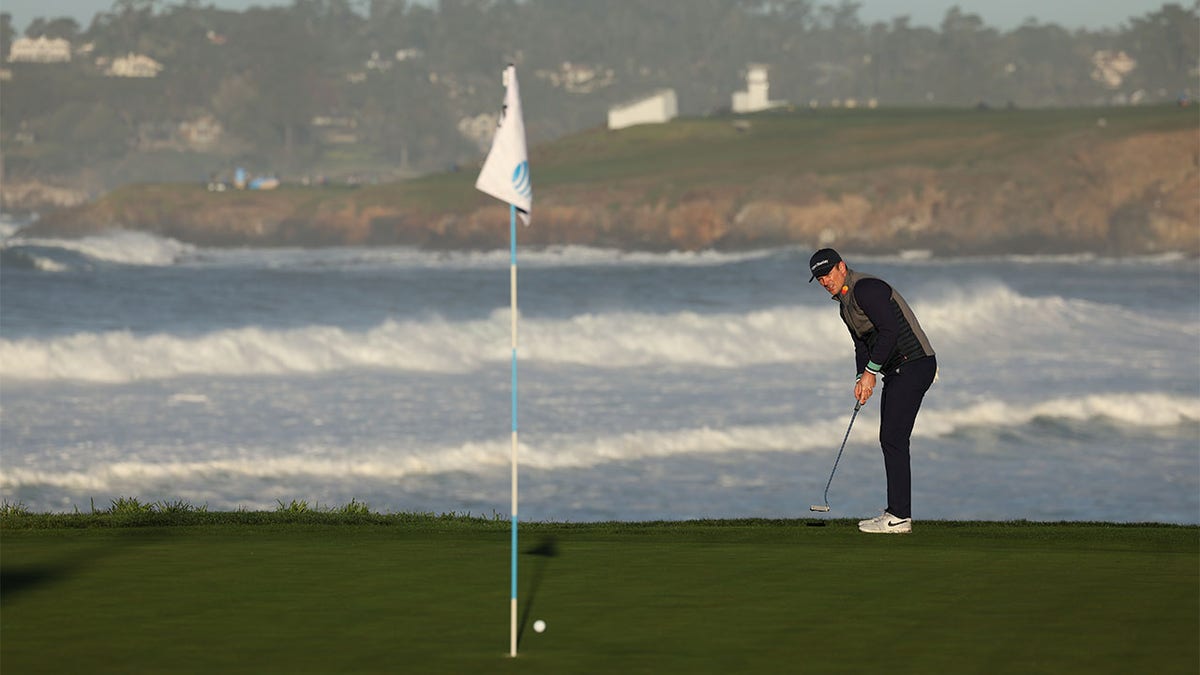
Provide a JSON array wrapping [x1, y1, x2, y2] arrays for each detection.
[[810, 400, 863, 513]]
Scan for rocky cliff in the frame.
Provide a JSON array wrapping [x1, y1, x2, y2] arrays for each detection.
[[25, 111, 1200, 256]]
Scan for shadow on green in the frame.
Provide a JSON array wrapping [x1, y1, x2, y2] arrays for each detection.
[[518, 535, 559, 647]]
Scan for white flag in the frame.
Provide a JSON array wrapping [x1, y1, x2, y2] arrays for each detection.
[[475, 64, 532, 224]]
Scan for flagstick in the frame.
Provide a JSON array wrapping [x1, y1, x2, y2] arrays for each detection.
[[473, 63, 528, 658], [509, 203, 519, 658]]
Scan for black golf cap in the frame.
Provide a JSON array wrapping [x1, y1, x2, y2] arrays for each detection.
[[808, 248, 842, 282]]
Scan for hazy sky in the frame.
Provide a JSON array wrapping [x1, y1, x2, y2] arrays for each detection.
[[2, 0, 1172, 33]]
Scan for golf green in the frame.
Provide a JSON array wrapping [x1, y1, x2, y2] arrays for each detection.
[[2, 520, 1196, 674]]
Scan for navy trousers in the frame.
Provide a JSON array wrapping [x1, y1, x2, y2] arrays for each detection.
[[878, 356, 937, 520]]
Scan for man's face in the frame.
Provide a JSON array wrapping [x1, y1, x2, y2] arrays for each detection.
[[816, 262, 846, 296]]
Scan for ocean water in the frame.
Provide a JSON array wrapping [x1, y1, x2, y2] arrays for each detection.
[[1, 219, 1197, 523]]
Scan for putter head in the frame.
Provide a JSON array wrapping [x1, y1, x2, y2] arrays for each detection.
[[809, 505, 831, 512]]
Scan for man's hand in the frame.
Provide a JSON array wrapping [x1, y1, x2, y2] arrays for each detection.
[[855, 370, 877, 404]]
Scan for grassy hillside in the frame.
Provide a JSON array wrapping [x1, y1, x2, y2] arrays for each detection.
[[2, 513, 1196, 674], [29, 104, 1200, 253], [360, 104, 1193, 205]]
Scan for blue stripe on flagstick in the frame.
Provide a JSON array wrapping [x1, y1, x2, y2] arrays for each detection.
[[512, 351, 518, 430]]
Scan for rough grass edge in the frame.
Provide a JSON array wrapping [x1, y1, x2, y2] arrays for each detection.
[[0, 497, 509, 530], [0, 498, 1194, 531]]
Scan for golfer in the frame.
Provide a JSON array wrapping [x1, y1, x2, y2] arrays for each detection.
[[809, 248, 937, 534]]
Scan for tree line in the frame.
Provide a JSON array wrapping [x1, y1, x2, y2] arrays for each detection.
[[1, 0, 1196, 186]]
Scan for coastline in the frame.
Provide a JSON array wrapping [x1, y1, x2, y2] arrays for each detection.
[[14, 107, 1200, 256]]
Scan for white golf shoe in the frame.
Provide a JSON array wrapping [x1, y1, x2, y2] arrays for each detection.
[[858, 511, 912, 534], [858, 511, 885, 528]]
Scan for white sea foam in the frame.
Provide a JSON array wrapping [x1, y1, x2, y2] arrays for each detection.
[[5, 243, 1196, 523], [25, 254, 69, 272], [216, 245, 1194, 270], [0, 232, 782, 272], [0, 309, 830, 382], [0, 318, 508, 382], [2, 283, 1193, 383], [915, 393, 1200, 435], [4, 230, 195, 266], [3, 393, 1193, 496], [3, 225, 1194, 272], [7, 228, 1192, 274], [851, 251, 1194, 266], [192, 243, 781, 271], [0, 216, 28, 240]]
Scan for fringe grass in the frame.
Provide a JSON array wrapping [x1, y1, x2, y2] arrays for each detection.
[[1, 497, 1193, 531]]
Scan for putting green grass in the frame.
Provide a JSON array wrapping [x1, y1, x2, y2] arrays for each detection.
[[2, 519, 1196, 674]]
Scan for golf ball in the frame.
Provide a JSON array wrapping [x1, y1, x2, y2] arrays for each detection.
[[533, 620, 546, 633]]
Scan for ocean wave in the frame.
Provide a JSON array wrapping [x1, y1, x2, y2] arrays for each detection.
[[917, 279, 1197, 344], [3, 393, 1193, 494], [916, 393, 1200, 435], [174, 245, 1200, 271], [0, 318, 504, 382], [0, 424, 826, 493], [2, 283, 1193, 382], [0, 215, 30, 240], [190, 243, 783, 271], [840, 251, 1196, 266], [160, 240, 1200, 270], [0, 247, 69, 272], [6, 226, 1193, 275], [2, 230, 195, 268], [0, 229, 783, 272], [2, 223, 1194, 272], [0, 307, 842, 382]]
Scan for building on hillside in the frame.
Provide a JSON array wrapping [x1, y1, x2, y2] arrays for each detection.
[[536, 61, 615, 94], [7, 36, 72, 63], [1091, 50, 1137, 89], [366, 51, 393, 71], [732, 64, 787, 113], [458, 112, 499, 152], [136, 121, 177, 151], [608, 89, 678, 130], [179, 115, 223, 150], [311, 115, 359, 144], [106, 53, 163, 78]]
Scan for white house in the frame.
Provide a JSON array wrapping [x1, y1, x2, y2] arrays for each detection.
[[311, 115, 359, 144], [536, 61, 614, 94], [106, 53, 163, 78], [457, 112, 499, 152], [7, 36, 72, 63], [608, 89, 678, 130], [179, 115, 223, 149], [732, 64, 787, 113], [1091, 50, 1137, 89], [366, 51, 392, 71]]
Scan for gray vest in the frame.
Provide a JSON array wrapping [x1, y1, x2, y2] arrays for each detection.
[[837, 268, 935, 373]]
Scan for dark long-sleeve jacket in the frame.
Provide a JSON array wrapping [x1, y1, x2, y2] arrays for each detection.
[[834, 269, 935, 377]]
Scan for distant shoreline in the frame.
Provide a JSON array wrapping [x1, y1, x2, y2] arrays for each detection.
[[19, 106, 1200, 256]]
